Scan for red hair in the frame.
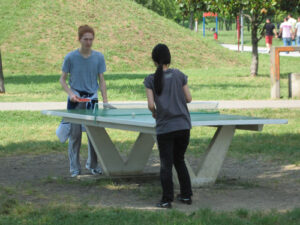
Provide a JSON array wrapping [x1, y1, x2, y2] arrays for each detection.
[[78, 25, 95, 40]]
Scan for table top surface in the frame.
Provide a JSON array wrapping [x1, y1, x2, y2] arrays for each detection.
[[42, 109, 288, 127]]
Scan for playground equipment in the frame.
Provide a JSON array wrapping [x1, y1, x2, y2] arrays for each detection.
[[270, 46, 300, 99], [202, 12, 218, 39]]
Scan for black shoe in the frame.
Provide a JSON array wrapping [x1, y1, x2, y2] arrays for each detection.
[[156, 201, 172, 209], [176, 194, 192, 205]]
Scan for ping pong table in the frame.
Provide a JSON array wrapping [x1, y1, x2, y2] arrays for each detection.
[[42, 106, 287, 187]]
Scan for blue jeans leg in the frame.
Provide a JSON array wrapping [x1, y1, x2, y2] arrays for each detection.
[[85, 137, 99, 170], [283, 38, 292, 46], [68, 123, 82, 175], [297, 36, 300, 46]]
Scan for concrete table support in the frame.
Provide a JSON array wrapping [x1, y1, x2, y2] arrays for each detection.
[[85, 125, 155, 175]]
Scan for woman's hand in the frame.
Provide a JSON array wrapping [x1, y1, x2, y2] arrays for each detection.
[[152, 110, 156, 119]]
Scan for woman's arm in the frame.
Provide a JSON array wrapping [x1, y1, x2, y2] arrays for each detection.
[[183, 84, 192, 103], [145, 88, 156, 118]]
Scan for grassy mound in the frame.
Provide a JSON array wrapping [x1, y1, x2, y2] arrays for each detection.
[[0, 0, 246, 74]]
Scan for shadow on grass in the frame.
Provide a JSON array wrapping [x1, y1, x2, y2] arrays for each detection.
[[6, 74, 61, 84], [105, 73, 148, 81], [190, 83, 265, 89], [256, 73, 291, 79], [1, 132, 299, 163], [0, 140, 67, 156], [5, 73, 148, 85], [189, 131, 300, 163]]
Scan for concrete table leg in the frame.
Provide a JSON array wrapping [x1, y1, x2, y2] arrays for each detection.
[[85, 125, 155, 176]]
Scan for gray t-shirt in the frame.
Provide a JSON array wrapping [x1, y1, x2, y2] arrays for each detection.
[[62, 49, 106, 94], [144, 68, 191, 134]]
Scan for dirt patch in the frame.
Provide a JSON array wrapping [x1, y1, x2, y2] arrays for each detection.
[[0, 153, 299, 212]]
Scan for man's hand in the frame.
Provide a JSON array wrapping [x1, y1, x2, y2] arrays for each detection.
[[69, 93, 80, 102], [103, 103, 117, 109]]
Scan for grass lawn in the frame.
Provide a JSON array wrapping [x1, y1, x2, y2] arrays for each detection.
[[0, 0, 245, 75], [0, 205, 299, 225], [0, 109, 299, 164], [210, 28, 285, 47], [199, 20, 291, 47], [1, 52, 299, 102], [1, 1, 300, 223]]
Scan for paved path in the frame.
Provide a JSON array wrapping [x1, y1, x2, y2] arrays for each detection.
[[221, 44, 300, 57], [1, 100, 300, 111]]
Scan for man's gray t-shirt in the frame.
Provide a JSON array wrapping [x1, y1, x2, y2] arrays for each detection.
[[144, 68, 191, 135], [62, 49, 106, 94]]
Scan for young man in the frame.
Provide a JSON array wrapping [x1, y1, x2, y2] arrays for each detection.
[[280, 18, 292, 48], [60, 25, 113, 177], [295, 17, 300, 46], [288, 14, 297, 45], [264, 18, 277, 53]]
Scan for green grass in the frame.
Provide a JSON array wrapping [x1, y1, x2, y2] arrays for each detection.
[[0, 0, 245, 75], [199, 21, 286, 47], [0, 1, 299, 102], [209, 27, 284, 47], [0, 109, 299, 164], [1, 51, 299, 102], [0, 204, 299, 225]]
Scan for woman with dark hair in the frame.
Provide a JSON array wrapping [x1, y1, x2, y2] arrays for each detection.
[[144, 44, 193, 208]]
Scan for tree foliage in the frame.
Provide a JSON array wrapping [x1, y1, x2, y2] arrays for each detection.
[[134, 0, 178, 20], [176, 0, 207, 17], [175, 0, 207, 29], [205, 0, 279, 76], [205, 0, 277, 18], [277, 0, 300, 14]]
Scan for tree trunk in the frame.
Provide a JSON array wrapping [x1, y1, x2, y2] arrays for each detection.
[[0, 50, 5, 93], [189, 11, 194, 30], [250, 17, 259, 77]]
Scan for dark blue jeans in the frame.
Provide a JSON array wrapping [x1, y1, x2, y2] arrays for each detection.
[[157, 129, 192, 202]]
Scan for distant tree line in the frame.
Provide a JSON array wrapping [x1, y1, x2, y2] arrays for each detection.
[[134, 0, 300, 77], [134, 0, 300, 31]]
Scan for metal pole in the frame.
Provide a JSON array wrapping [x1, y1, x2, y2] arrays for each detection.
[[216, 16, 218, 33], [195, 18, 198, 32], [237, 16, 240, 52], [203, 16, 205, 37], [241, 11, 244, 52]]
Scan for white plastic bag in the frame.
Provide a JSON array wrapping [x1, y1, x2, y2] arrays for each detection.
[[56, 121, 71, 143]]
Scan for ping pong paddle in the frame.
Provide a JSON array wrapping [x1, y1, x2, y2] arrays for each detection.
[[78, 98, 91, 102]]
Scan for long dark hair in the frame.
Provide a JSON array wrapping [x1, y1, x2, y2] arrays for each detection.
[[152, 44, 171, 96]]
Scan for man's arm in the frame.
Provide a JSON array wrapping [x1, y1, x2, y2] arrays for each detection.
[[59, 72, 80, 102], [279, 27, 283, 36], [273, 24, 277, 38], [273, 28, 278, 38], [98, 73, 108, 103]]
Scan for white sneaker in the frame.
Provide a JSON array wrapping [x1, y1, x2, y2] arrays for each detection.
[[71, 171, 80, 178], [87, 167, 102, 175]]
